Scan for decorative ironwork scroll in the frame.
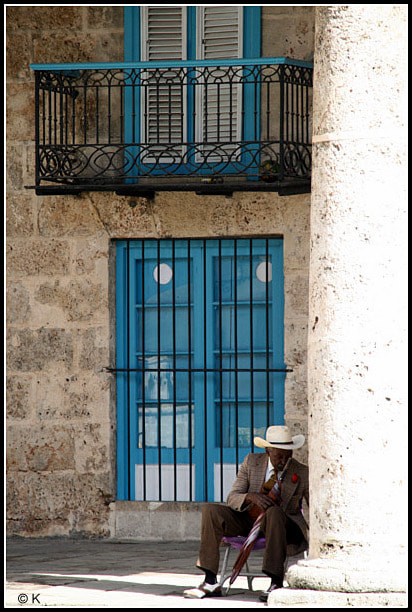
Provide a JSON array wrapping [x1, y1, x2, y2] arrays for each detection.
[[33, 60, 313, 193]]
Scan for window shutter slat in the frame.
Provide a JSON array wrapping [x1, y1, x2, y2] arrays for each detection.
[[144, 6, 186, 61], [197, 7, 243, 160], [142, 7, 187, 149], [202, 6, 241, 60]]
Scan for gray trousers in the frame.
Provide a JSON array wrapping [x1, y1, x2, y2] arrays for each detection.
[[196, 502, 303, 579]]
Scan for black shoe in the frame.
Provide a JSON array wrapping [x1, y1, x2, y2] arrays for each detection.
[[259, 583, 282, 602]]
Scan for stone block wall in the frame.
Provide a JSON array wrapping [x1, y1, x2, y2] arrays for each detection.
[[6, 6, 314, 538], [6, 5, 124, 538]]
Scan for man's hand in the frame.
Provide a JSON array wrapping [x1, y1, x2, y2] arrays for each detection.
[[245, 492, 275, 511]]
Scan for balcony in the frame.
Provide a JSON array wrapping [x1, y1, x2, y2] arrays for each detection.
[[30, 58, 313, 198]]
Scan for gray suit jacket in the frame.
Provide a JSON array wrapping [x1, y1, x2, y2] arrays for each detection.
[[226, 453, 309, 553]]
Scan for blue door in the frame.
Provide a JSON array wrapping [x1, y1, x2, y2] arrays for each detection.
[[116, 238, 285, 501]]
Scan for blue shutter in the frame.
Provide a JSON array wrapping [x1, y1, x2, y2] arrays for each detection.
[[195, 7, 242, 164]]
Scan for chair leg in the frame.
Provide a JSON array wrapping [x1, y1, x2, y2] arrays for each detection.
[[218, 546, 231, 589], [245, 561, 254, 591], [219, 545, 268, 594]]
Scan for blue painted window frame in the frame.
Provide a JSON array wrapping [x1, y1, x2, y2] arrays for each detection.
[[123, 6, 262, 178], [116, 238, 285, 502], [124, 7, 261, 69]]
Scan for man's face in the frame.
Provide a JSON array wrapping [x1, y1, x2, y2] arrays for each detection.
[[266, 447, 292, 471]]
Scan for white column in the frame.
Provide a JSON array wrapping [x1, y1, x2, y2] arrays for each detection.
[[287, 5, 407, 593]]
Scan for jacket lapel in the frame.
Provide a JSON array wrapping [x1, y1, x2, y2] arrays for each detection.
[[255, 452, 269, 491], [281, 458, 300, 507]]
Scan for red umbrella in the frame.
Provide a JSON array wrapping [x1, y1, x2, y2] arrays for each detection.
[[229, 465, 286, 585]]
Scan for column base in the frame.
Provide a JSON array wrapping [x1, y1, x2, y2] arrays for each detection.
[[284, 556, 407, 593], [268, 587, 408, 608]]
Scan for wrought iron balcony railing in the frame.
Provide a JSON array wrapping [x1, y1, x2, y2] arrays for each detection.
[[30, 58, 313, 197]]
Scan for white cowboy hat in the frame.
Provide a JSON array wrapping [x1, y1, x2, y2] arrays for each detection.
[[254, 425, 305, 450]]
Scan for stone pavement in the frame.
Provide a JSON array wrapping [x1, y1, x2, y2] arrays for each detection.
[[5, 537, 408, 608], [5, 537, 273, 609]]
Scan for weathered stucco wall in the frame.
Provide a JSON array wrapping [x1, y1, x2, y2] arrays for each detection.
[[262, 5, 314, 59], [6, 5, 125, 538], [6, 6, 314, 538]]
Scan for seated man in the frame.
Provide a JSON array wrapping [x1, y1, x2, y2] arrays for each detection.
[[184, 425, 309, 601]]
